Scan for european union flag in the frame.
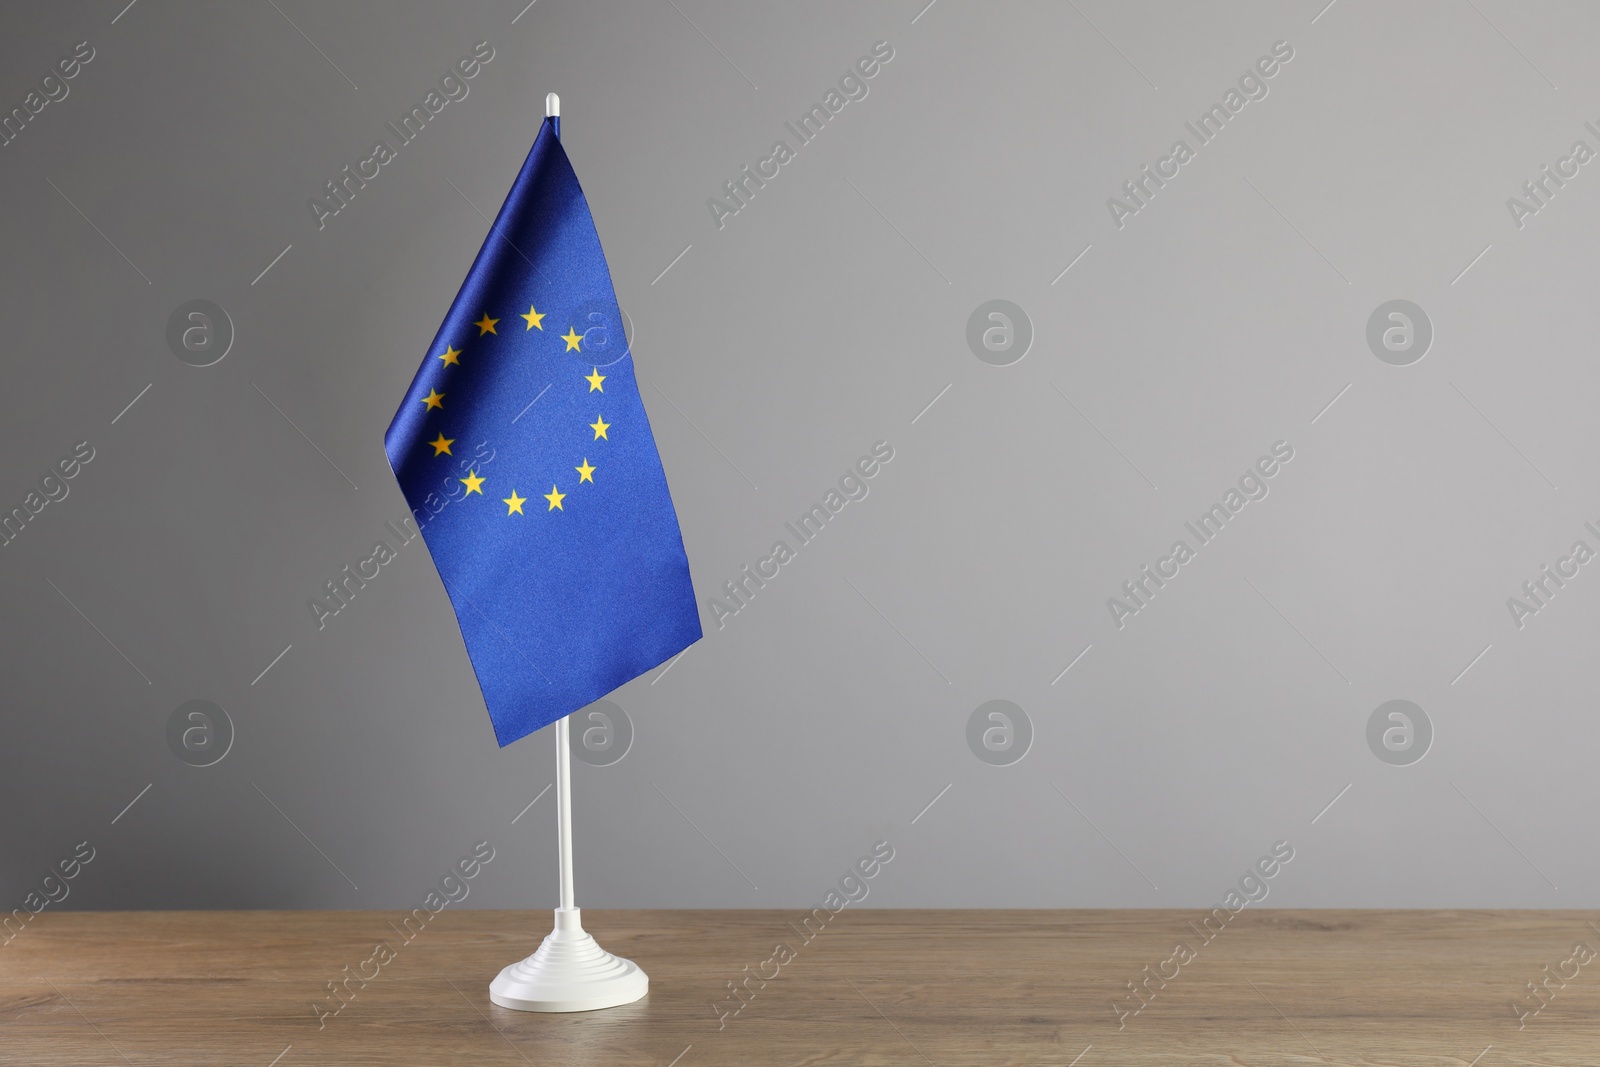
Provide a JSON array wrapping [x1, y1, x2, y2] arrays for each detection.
[[384, 115, 701, 747]]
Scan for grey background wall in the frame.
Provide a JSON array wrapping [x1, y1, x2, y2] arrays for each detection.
[[2, 0, 1595, 912]]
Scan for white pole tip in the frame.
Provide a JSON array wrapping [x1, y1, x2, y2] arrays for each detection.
[[545, 93, 560, 118]]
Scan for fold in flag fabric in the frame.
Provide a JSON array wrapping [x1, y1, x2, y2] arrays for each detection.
[[384, 116, 701, 747]]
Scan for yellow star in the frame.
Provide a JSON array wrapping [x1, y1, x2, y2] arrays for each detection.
[[429, 433, 454, 456], [545, 485, 566, 511], [437, 345, 461, 366], [503, 490, 526, 515], [590, 415, 609, 440], [521, 306, 545, 331], [585, 367, 605, 392], [474, 313, 499, 336], [460, 470, 485, 495], [576, 458, 595, 483], [561, 326, 583, 352], [422, 389, 445, 410]]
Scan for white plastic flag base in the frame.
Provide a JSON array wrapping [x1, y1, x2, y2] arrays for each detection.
[[489, 907, 648, 1012]]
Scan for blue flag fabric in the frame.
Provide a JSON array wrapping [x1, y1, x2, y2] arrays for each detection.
[[384, 116, 701, 747]]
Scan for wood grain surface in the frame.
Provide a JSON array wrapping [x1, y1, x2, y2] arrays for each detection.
[[0, 909, 1593, 1065]]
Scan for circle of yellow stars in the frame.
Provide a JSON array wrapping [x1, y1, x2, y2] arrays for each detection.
[[419, 311, 613, 518]]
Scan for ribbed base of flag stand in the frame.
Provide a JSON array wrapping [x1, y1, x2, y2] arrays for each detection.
[[489, 906, 648, 1012]]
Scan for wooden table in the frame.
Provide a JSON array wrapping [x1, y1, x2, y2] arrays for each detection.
[[1, 909, 1593, 1065]]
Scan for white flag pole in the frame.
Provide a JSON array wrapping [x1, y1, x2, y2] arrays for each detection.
[[556, 714, 576, 912], [487, 92, 649, 1013]]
